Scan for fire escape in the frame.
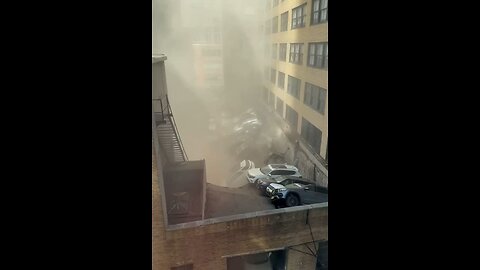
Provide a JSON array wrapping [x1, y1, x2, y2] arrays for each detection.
[[152, 95, 188, 164]]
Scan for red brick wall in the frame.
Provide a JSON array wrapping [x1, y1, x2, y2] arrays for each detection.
[[153, 148, 328, 270]]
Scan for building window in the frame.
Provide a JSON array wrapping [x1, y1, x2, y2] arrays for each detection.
[[278, 72, 285, 89], [271, 68, 276, 84], [273, 0, 279, 7], [289, 43, 303, 65], [279, 43, 287, 61], [265, 19, 271, 34], [304, 82, 327, 115], [171, 264, 193, 270], [287, 75, 301, 99], [291, 4, 306, 29], [269, 91, 275, 109], [280, 11, 288, 32], [266, 0, 271, 10], [308, 42, 328, 69], [272, 16, 278, 33], [312, 0, 328, 24], [276, 97, 284, 116], [272, 44, 277, 59], [286, 104, 298, 131], [301, 118, 322, 155]]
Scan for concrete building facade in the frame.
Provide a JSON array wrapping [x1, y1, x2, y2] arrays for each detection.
[[263, 0, 328, 173]]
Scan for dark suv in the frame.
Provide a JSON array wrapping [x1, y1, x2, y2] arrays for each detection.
[[256, 176, 312, 196], [266, 182, 328, 207]]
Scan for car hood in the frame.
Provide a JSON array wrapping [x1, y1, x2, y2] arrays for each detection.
[[248, 168, 264, 177], [260, 178, 275, 184], [269, 183, 286, 189]]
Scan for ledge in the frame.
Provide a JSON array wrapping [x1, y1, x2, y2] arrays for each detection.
[[166, 202, 328, 231]]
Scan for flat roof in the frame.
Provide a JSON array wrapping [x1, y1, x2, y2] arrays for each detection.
[[204, 183, 275, 219]]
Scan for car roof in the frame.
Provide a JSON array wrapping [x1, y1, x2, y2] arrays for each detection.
[[276, 176, 311, 182], [268, 164, 298, 170]]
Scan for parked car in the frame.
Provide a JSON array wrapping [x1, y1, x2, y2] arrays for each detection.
[[232, 118, 262, 137], [240, 159, 255, 171], [233, 108, 258, 123], [246, 164, 302, 184], [266, 182, 328, 207], [256, 176, 313, 196], [222, 112, 262, 148], [217, 108, 261, 138]]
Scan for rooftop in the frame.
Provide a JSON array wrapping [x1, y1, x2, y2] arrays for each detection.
[[205, 183, 275, 219]]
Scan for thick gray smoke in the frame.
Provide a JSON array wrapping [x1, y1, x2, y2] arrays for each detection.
[[153, 0, 272, 186]]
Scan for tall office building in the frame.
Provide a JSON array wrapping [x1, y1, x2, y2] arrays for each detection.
[[263, 0, 328, 169]]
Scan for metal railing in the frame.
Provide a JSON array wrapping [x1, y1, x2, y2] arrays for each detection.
[[165, 95, 188, 161], [152, 94, 188, 162]]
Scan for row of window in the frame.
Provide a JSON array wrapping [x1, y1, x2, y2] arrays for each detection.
[[270, 42, 328, 69], [266, 70, 327, 115], [263, 87, 324, 155], [266, 0, 328, 34], [285, 104, 299, 130]]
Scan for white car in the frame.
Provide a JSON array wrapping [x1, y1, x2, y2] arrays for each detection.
[[240, 159, 255, 171], [246, 164, 302, 184]]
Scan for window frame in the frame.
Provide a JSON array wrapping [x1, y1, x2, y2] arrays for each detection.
[[279, 43, 287, 61], [270, 68, 277, 84], [289, 43, 303, 65], [277, 71, 285, 89], [285, 104, 299, 131], [276, 97, 284, 116], [301, 118, 322, 155], [291, 4, 307, 29], [280, 11, 289, 32], [307, 42, 328, 69], [304, 82, 327, 115], [272, 16, 279, 33], [272, 43, 278, 59], [287, 75, 301, 99], [311, 0, 328, 25]]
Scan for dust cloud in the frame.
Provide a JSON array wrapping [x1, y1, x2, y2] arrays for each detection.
[[153, 0, 283, 187]]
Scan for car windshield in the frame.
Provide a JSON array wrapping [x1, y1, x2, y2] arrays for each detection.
[[260, 166, 272, 175], [279, 178, 291, 185]]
